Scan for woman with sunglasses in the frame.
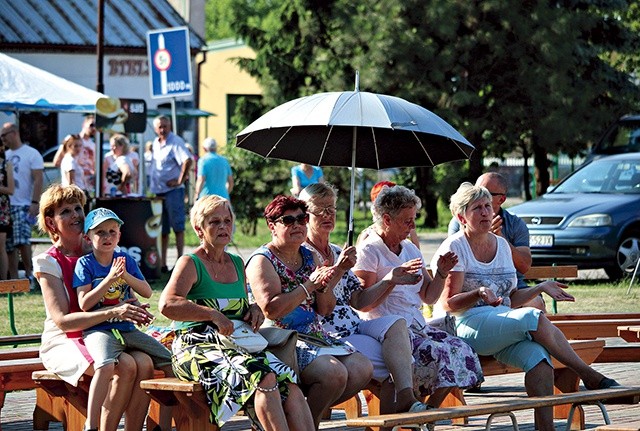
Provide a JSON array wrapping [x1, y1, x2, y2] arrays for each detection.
[[246, 195, 372, 429]]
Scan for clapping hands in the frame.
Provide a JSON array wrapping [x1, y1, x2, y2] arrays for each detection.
[[386, 258, 423, 285]]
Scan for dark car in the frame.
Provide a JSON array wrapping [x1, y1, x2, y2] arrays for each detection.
[[586, 114, 640, 163], [508, 153, 640, 280]]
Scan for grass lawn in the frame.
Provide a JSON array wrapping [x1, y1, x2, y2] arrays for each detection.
[[2, 276, 639, 338]]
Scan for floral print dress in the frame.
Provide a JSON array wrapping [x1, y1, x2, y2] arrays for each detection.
[[171, 253, 296, 428], [247, 246, 354, 371]]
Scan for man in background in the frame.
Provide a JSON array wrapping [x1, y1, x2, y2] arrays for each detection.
[[1, 123, 43, 286], [195, 137, 233, 201], [149, 116, 192, 273], [448, 172, 544, 311]]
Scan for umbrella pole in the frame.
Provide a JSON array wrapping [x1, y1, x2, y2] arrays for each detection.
[[348, 127, 357, 246]]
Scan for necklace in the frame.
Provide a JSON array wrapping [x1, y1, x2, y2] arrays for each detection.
[[270, 244, 300, 267], [202, 247, 225, 278], [306, 238, 332, 264]]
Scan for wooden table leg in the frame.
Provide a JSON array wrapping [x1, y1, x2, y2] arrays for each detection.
[[553, 368, 584, 430]]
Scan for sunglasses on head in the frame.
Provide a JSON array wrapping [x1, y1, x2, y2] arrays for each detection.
[[275, 213, 309, 227]]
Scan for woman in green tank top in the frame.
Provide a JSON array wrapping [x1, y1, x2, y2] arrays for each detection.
[[159, 195, 314, 430]]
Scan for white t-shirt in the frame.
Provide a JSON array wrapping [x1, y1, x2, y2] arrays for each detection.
[[60, 153, 87, 190], [353, 230, 426, 329], [431, 231, 517, 314], [6, 143, 44, 206]]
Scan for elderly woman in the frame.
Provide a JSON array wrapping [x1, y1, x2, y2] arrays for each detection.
[[33, 184, 167, 431], [159, 195, 314, 430], [353, 185, 483, 407], [246, 195, 372, 429], [433, 182, 619, 431], [299, 183, 431, 414]]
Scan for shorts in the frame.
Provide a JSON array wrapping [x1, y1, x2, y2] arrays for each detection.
[[7, 206, 33, 251], [456, 305, 551, 372], [343, 315, 407, 381], [83, 328, 173, 370], [158, 188, 185, 235]]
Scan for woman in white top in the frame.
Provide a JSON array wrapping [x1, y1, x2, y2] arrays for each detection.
[[60, 134, 87, 192], [103, 134, 137, 196], [433, 182, 619, 431]]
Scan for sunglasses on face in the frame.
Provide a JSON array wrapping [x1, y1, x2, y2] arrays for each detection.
[[309, 205, 337, 217], [489, 192, 506, 197], [274, 213, 309, 227]]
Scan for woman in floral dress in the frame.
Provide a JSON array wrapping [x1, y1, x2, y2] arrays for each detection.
[[246, 195, 372, 429], [159, 195, 313, 430]]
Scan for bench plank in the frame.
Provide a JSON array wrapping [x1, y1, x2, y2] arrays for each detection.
[[0, 346, 40, 360], [553, 319, 640, 340], [346, 387, 640, 428], [523, 265, 578, 280], [618, 326, 640, 343]]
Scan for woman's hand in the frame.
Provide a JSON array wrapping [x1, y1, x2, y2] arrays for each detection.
[[479, 286, 503, 307], [538, 280, 575, 302], [244, 304, 265, 331], [386, 258, 423, 285], [308, 265, 336, 291], [335, 245, 357, 272], [435, 251, 458, 277], [112, 299, 154, 325], [212, 311, 234, 336]]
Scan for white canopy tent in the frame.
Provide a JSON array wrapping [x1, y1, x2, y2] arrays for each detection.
[[0, 52, 105, 113]]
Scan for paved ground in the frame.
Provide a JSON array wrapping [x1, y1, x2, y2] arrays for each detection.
[[3, 361, 639, 430]]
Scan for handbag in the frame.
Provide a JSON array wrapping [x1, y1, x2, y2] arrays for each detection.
[[426, 313, 457, 336], [217, 320, 269, 353], [259, 327, 299, 375]]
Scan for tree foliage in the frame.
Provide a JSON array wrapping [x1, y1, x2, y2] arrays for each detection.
[[209, 0, 640, 230]]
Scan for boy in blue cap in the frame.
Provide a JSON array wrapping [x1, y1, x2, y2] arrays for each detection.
[[74, 207, 172, 431]]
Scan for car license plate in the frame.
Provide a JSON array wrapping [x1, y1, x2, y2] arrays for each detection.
[[530, 234, 554, 247]]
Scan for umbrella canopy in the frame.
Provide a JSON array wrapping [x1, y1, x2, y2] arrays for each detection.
[[236, 82, 474, 244], [236, 91, 474, 169], [0, 53, 105, 113]]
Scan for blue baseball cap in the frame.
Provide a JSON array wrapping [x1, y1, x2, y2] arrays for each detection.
[[84, 208, 124, 233]]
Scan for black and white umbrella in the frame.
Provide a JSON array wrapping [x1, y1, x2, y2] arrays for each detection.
[[236, 74, 475, 244]]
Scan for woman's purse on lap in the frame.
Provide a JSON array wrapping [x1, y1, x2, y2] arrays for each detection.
[[217, 320, 269, 353], [259, 327, 299, 375]]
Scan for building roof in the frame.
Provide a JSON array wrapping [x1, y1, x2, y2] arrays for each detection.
[[0, 0, 205, 53]]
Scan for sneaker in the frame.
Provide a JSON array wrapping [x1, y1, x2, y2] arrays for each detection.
[[408, 401, 434, 413]]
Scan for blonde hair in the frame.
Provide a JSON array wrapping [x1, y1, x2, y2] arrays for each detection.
[[110, 134, 130, 154], [190, 195, 235, 233], [62, 134, 80, 152], [38, 184, 87, 239], [449, 182, 492, 218]]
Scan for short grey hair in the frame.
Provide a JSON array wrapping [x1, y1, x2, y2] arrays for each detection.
[[299, 182, 337, 203], [372, 185, 421, 227], [449, 182, 492, 218]]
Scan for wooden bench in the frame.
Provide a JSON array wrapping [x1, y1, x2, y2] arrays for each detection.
[[333, 265, 580, 422], [140, 377, 218, 431], [33, 370, 168, 431], [346, 387, 640, 431], [0, 279, 42, 347], [0, 357, 46, 428], [618, 326, 640, 343]]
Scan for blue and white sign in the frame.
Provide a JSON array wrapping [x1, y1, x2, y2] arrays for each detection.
[[146, 27, 193, 98]]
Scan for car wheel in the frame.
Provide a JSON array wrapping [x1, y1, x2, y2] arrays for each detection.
[[605, 229, 640, 280]]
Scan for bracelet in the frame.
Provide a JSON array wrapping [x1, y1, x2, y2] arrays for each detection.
[[436, 269, 447, 279], [256, 382, 279, 392], [299, 284, 312, 301]]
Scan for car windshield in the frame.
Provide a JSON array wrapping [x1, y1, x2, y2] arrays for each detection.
[[597, 120, 640, 155], [553, 158, 640, 194]]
